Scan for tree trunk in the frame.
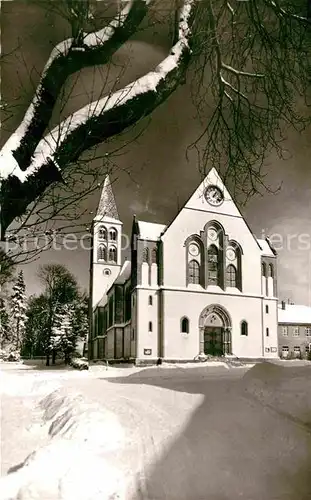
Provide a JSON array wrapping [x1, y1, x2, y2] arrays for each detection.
[[46, 353, 50, 366], [52, 350, 56, 364]]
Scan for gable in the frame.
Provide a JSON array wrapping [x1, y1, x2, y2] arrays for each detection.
[[184, 167, 242, 218]]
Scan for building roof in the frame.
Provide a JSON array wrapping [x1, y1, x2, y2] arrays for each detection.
[[95, 293, 107, 309], [278, 304, 311, 325], [114, 260, 131, 285], [137, 220, 166, 241], [256, 238, 276, 257], [95, 175, 120, 220]]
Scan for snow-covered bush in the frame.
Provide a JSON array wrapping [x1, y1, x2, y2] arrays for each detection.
[[70, 357, 88, 370]]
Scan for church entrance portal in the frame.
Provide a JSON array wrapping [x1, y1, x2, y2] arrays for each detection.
[[199, 305, 232, 356], [204, 327, 224, 356]]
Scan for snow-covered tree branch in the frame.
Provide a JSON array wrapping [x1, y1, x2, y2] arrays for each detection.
[[1, 0, 310, 242], [0, 0, 197, 239]]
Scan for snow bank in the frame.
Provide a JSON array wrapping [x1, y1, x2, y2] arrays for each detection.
[[241, 362, 311, 428], [0, 387, 126, 500]]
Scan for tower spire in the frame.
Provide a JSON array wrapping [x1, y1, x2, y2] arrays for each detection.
[[96, 175, 119, 220]]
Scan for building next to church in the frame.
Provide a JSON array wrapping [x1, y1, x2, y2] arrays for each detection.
[[278, 301, 311, 359], [88, 167, 279, 363]]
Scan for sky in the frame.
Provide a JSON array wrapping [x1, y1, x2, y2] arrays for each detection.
[[1, 1, 311, 305]]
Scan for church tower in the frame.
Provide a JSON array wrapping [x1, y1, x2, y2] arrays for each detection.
[[90, 175, 122, 310]]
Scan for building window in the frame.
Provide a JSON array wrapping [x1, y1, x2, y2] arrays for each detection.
[[188, 260, 200, 284], [181, 317, 189, 334], [108, 246, 117, 263], [306, 344, 310, 353], [262, 262, 267, 277], [226, 264, 236, 287], [266, 327, 269, 337], [109, 227, 117, 241], [305, 327, 311, 336], [208, 245, 219, 285], [148, 321, 152, 332], [282, 326, 288, 336], [148, 295, 153, 306], [293, 326, 300, 337], [142, 247, 149, 263], [294, 346, 301, 357], [98, 245, 107, 261], [266, 305, 269, 314], [151, 248, 157, 264], [241, 320, 248, 336], [268, 264, 274, 278], [99, 226, 107, 240]]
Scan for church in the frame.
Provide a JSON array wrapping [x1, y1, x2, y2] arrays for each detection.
[[88, 167, 279, 363]]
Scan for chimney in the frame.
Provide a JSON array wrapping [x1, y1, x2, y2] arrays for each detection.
[[281, 300, 286, 310]]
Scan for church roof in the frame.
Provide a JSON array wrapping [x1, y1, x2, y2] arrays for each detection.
[[256, 238, 276, 256], [96, 175, 119, 220], [137, 220, 166, 241], [278, 304, 311, 325], [114, 260, 131, 285]]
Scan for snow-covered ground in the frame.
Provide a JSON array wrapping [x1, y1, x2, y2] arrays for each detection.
[[1, 359, 311, 499]]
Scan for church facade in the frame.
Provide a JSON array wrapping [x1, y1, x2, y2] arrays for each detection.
[[88, 168, 279, 363]]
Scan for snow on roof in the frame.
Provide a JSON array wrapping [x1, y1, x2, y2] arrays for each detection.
[[114, 260, 131, 285], [137, 220, 166, 241], [256, 238, 276, 256], [95, 293, 107, 309], [278, 304, 311, 325]]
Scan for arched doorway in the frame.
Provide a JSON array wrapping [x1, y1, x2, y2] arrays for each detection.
[[199, 305, 232, 356]]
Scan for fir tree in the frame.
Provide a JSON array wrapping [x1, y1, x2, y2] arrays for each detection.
[[10, 270, 27, 350], [0, 297, 10, 349]]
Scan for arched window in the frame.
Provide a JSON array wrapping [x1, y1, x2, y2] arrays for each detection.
[[268, 264, 274, 278], [148, 321, 153, 332], [98, 245, 107, 261], [208, 245, 219, 285], [188, 260, 200, 284], [241, 320, 248, 336], [226, 264, 237, 287], [99, 226, 107, 240], [108, 246, 117, 263], [148, 295, 153, 305], [151, 248, 157, 264], [109, 227, 117, 241], [181, 317, 189, 333], [142, 247, 149, 263], [262, 262, 267, 277]]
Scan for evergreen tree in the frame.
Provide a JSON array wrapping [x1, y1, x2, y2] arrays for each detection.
[[22, 294, 49, 358], [0, 296, 10, 349], [10, 270, 27, 351]]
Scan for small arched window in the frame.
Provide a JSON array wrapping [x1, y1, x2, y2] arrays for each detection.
[[188, 260, 200, 284], [262, 262, 267, 277], [142, 247, 149, 263], [99, 226, 107, 240], [268, 264, 274, 278], [148, 321, 153, 332], [108, 246, 117, 263], [226, 264, 237, 287], [241, 320, 248, 336], [98, 245, 107, 261], [151, 248, 157, 264], [109, 227, 117, 241], [208, 245, 219, 285], [148, 295, 153, 305], [181, 317, 189, 334]]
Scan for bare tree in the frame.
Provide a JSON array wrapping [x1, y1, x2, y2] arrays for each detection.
[[0, 0, 310, 245]]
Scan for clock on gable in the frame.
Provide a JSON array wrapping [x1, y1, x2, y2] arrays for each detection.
[[204, 185, 224, 207]]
